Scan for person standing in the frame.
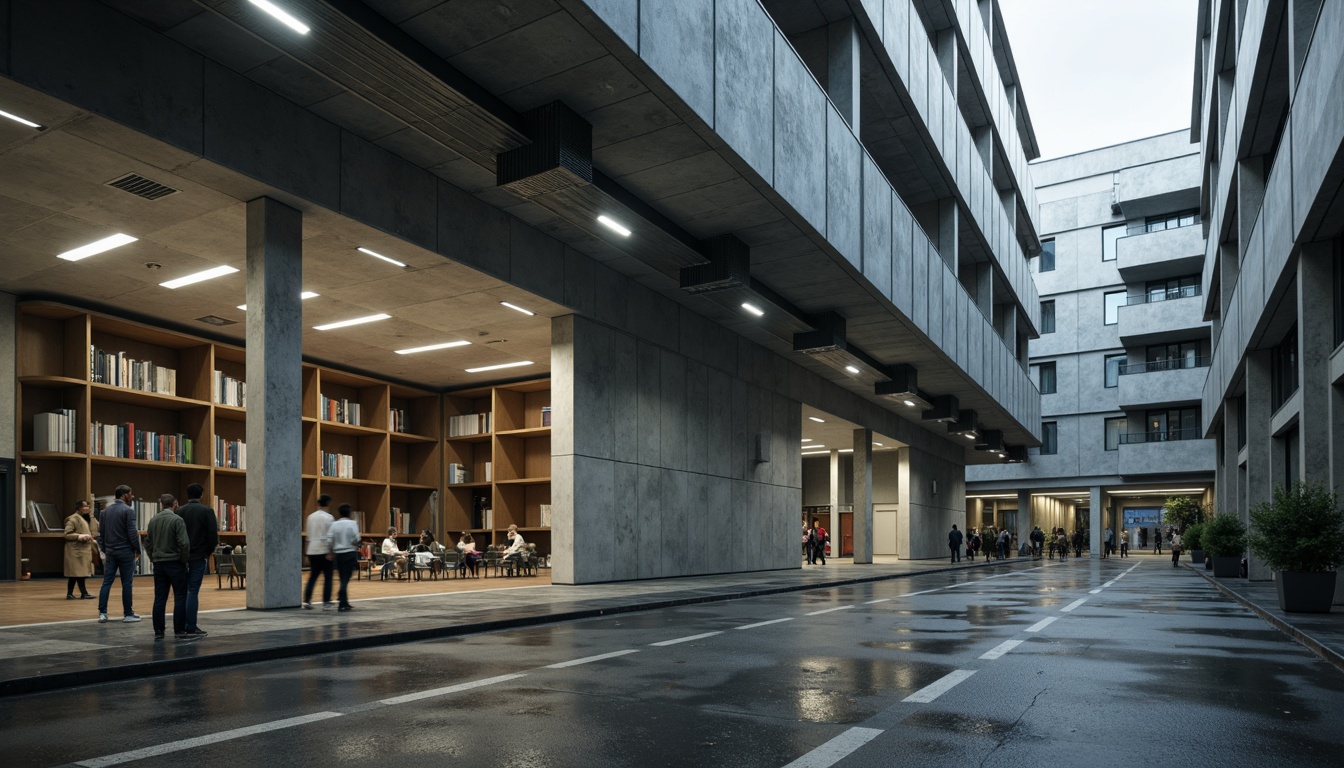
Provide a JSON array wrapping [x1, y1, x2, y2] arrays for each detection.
[[330, 504, 360, 611], [303, 494, 335, 610], [97, 485, 141, 624], [802, 522, 814, 564], [998, 528, 1010, 560], [947, 524, 963, 563], [146, 494, 195, 641], [63, 500, 99, 600], [175, 483, 218, 638], [812, 519, 828, 565], [1120, 529, 1129, 558], [1171, 529, 1184, 567], [1154, 528, 1164, 555]]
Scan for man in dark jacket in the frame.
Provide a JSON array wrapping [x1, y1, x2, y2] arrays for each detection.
[[175, 483, 218, 638], [97, 484, 141, 624], [147, 494, 195, 641], [948, 524, 963, 563]]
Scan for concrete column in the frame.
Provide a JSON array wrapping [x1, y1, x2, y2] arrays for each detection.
[[1221, 407, 1240, 518], [937, 198, 959, 271], [1299, 243, 1332, 485], [999, 188, 1018, 240], [1219, 242, 1240, 321], [244, 197, 304, 610], [973, 125, 993, 170], [1017, 489, 1032, 555], [829, 450, 841, 558], [1244, 352, 1273, 581], [1089, 486, 1103, 559], [994, 302, 1018, 346], [935, 27, 957, 93], [1237, 157, 1266, 250], [852, 428, 873, 564], [827, 18, 860, 132]]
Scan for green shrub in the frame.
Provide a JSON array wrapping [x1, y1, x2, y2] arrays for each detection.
[[1182, 522, 1205, 551], [1163, 496, 1206, 532], [1248, 483, 1344, 572], [1201, 514, 1246, 557]]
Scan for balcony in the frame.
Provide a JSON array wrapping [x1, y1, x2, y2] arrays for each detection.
[[1115, 153, 1200, 218], [1116, 287, 1209, 345], [1116, 224, 1205, 282], [1117, 429, 1216, 477], [1117, 357, 1211, 409]]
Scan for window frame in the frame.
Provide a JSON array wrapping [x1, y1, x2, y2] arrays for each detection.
[[1104, 291, 1125, 325], [1040, 300, 1056, 334], [1039, 238, 1056, 272], [1038, 361, 1057, 394], [1040, 421, 1058, 455], [1104, 354, 1126, 388], [1104, 416, 1127, 451], [1102, 224, 1125, 262]]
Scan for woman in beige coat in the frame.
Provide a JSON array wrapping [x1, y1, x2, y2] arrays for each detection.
[[63, 500, 99, 599]]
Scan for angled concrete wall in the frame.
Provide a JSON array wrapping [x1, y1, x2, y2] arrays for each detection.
[[0, 292, 14, 460]]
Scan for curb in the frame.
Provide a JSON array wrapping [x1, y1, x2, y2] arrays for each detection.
[[1, 557, 1065, 697], [1183, 564, 1344, 674]]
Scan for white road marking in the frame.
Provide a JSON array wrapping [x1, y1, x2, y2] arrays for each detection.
[[544, 649, 639, 668], [864, 598, 892, 604], [379, 673, 526, 705], [736, 617, 794, 630], [903, 669, 977, 703], [73, 712, 343, 767], [649, 631, 722, 647], [1025, 616, 1059, 633], [1089, 588, 1103, 594], [1060, 598, 1088, 613], [805, 606, 855, 616], [781, 727, 885, 768], [979, 639, 1024, 660]]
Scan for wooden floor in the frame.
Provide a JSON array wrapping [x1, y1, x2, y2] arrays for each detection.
[[0, 568, 552, 627]]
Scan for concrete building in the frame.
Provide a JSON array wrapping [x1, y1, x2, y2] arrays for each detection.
[[967, 132, 1217, 554], [0, 0, 1043, 596], [1192, 0, 1344, 596]]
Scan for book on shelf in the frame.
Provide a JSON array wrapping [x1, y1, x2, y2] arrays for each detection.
[[447, 463, 471, 484], [320, 395, 361, 426], [541, 406, 552, 427], [90, 345, 176, 395], [213, 496, 246, 532], [31, 501, 63, 532], [89, 421, 195, 464], [32, 409, 78, 453], [214, 436, 247, 470], [392, 507, 411, 534], [539, 503, 552, 528], [389, 407, 407, 433], [213, 370, 246, 407], [321, 451, 355, 479], [447, 412, 491, 437]]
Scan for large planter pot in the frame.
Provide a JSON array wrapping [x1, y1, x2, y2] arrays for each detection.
[[1211, 556, 1240, 577], [1275, 571, 1338, 613], [1189, 549, 1205, 565]]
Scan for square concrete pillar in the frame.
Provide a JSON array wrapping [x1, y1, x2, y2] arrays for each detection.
[[827, 18, 860, 132], [852, 428, 873, 564], [829, 449, 841, 557], [1244, 352, 1273, 581], [244, 197, 303, 610], [1298, 243, 1332, 486], [1088, 486, 1103, 559], [1017, 490, 1032, 554]]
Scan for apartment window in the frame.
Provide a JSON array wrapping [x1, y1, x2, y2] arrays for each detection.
[[1040, 239, 1056, 272], [1041, 422, 1058, 455], [1282, 426, 1299, 491], [1102, 224, 1125, 261], [1236, 396, 1247, 450], [1104, 291, 1126, 325], [1270, 325, 1299, 410], [1145, 407, 1200, 442], [1146, 341, 1200, 369], [1038, 362, 1057, 394], [1144, 210, 1200, 233], [1041, 300, 1056, 333], [1145, 275, 1200, 302], [1105, 354, 1126, 387], [1104, 417, 1127, 451]]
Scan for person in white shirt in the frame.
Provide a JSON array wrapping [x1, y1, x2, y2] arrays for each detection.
[[329, 504, 360, 611], [303, 494, 335, 610], [381, 527, 407, 577], [501, 524, 527, 576]]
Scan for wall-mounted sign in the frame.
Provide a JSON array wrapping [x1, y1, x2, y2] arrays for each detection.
[[1123, 507, 1163, 526]]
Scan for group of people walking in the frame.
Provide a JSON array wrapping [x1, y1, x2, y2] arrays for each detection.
[[802, 518, 828, 565], [948, 525, 1015, 563]]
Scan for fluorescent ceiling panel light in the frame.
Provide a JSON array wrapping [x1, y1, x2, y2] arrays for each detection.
[[395, 340, 471, 355], [357, 246, 407, 268], [802, 445, 825, 450], [596, 215, 631, 237], [57, 233, 137, 262], [313, 313, 391, 331], [903, 400, 916, 408], [801, 451, 830, 456], [741, 302, 764, 317], [160, 265, 239, 289], [465, 361, 534, 373], [238, 291, 318, 310], [808, 416, 825, 423], [839, 448, 853, 453], [874, 442, 884, 447], [845, 365, 860, 374], [248, 0, 310, 34], [800, 438, 812, 443], [0, 108, 41, 129], [500, 301, 535, 316]]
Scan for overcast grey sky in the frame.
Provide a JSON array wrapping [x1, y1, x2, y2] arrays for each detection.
[[998, 0, 1200, 160]]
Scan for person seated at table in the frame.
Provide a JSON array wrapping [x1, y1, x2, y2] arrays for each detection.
[[411, 530, 442, 574], [501, 524, 527, 576], [455, 532, 481, 577], [380, 527, 408, 576]]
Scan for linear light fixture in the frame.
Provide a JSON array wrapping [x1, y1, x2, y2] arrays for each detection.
[[313, 313, 391, 331], [160, 265, 240, 289], [248, 0, 310, 34], [465, 361, 534, 373], [874, 442, 884, 447], [839, 448, 854, 453], [801, 438, 813, 443], [500, 301, 535, 316], [808, 416, 825, 423], [741, 302, 764, 317], [596, 215, 631, 237], [357, 246, 407, 268], [802, 451, 830, 457], [238, 291, 319, 310], [395, 340, 471, 355], [802, 445, 825, 450], [903, 400, 916, 407], [57, 233, 138, 262], [845, 365, 860, 374], [0, 108, 42, 129]]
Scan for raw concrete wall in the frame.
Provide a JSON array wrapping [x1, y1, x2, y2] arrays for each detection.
[[0, 292, 14, 460], [897, 446, 966, 559]]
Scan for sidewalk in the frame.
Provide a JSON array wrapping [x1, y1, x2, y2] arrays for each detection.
[[0, 556, 1052, 696]]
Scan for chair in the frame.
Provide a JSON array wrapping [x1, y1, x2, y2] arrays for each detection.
[[482, 547, 504, 577], [440, 550, 461, 578], [230, 552, 247, 589], [213, 547, 238, 589], [408, 545, 436, 581], [373, 552, 390, 580]]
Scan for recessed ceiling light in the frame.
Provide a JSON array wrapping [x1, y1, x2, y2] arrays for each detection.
[[803, 445, 826, 450], [904, 400, 918, 408], [874, 442, 884, 447], [395, 340, 471, 355], [160, 265, 240, 289], [965, 433, 977, 440], [500, 301, 535, 316], [313, 313, 391, 331], [465, 361, 534, 373], [238, 291, 318, 310], [839, 448, 853, 453], [357, 247, 407, 268], [0, 108, 42, 129], [801, 438, 812, 443], [597, 215, 631, 237], [57, 233, 138, 262], [845, 365, 860, 374], [741, 302, 765, 317], [248, 0, 310, 34], [809, 416, 825, 423]]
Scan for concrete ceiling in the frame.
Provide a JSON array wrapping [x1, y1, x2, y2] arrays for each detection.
[[800, 403, 903, 454]]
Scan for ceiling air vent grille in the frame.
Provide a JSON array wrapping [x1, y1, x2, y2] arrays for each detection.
[[107, 173, 180, 201]]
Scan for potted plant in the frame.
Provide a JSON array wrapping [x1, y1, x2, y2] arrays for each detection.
[[1248, 483, 1344, 613], [1183, 522, 1206, 568], [1164, 496, 1206, 562], [1201, 514, 1246, 577]]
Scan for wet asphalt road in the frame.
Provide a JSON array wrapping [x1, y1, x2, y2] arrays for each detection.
[[3, 557, 1343, 768]]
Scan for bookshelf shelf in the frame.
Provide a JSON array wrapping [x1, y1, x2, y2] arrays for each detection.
[[389, 431, 438, 444], [318, 476, 386, 487], [494, 477, 552, 486], [91, 383, 210, 411], [319, 420, 385, 437], [444, 432, 492, 444], [446, 480, 492, 488], [496, 427, 551, 437], [18, 375, 87, 388], [22, 451, 86, 460], [90, 455, 211, 472], [214, 466, 248, 477], [214, 404, 248, 422], [390, 481, 437, 491]]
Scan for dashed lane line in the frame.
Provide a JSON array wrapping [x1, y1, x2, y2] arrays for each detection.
[[1060, 598, 1089, 613], [649, 631, 722, 647], [1025, 616, 1059, 633], [379, 673, 527, 705], [780, 727, 885, 768], [736, 617, 795, 630], [73, 712, 344, 767], [902, 670, 977, 703], [544, 649, 639, 668], [979, 639, 1024, 660], [805, 606, 856, 616], [864, 598, 892, 604]]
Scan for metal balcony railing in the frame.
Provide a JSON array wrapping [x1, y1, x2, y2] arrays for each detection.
[[1118, 427, 1203, 444], [1122, 285, 1202, 306], [1118, 356, 1212, 375]]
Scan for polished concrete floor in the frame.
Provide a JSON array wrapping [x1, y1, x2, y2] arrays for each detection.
[[2, 557, 1342, 767]]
